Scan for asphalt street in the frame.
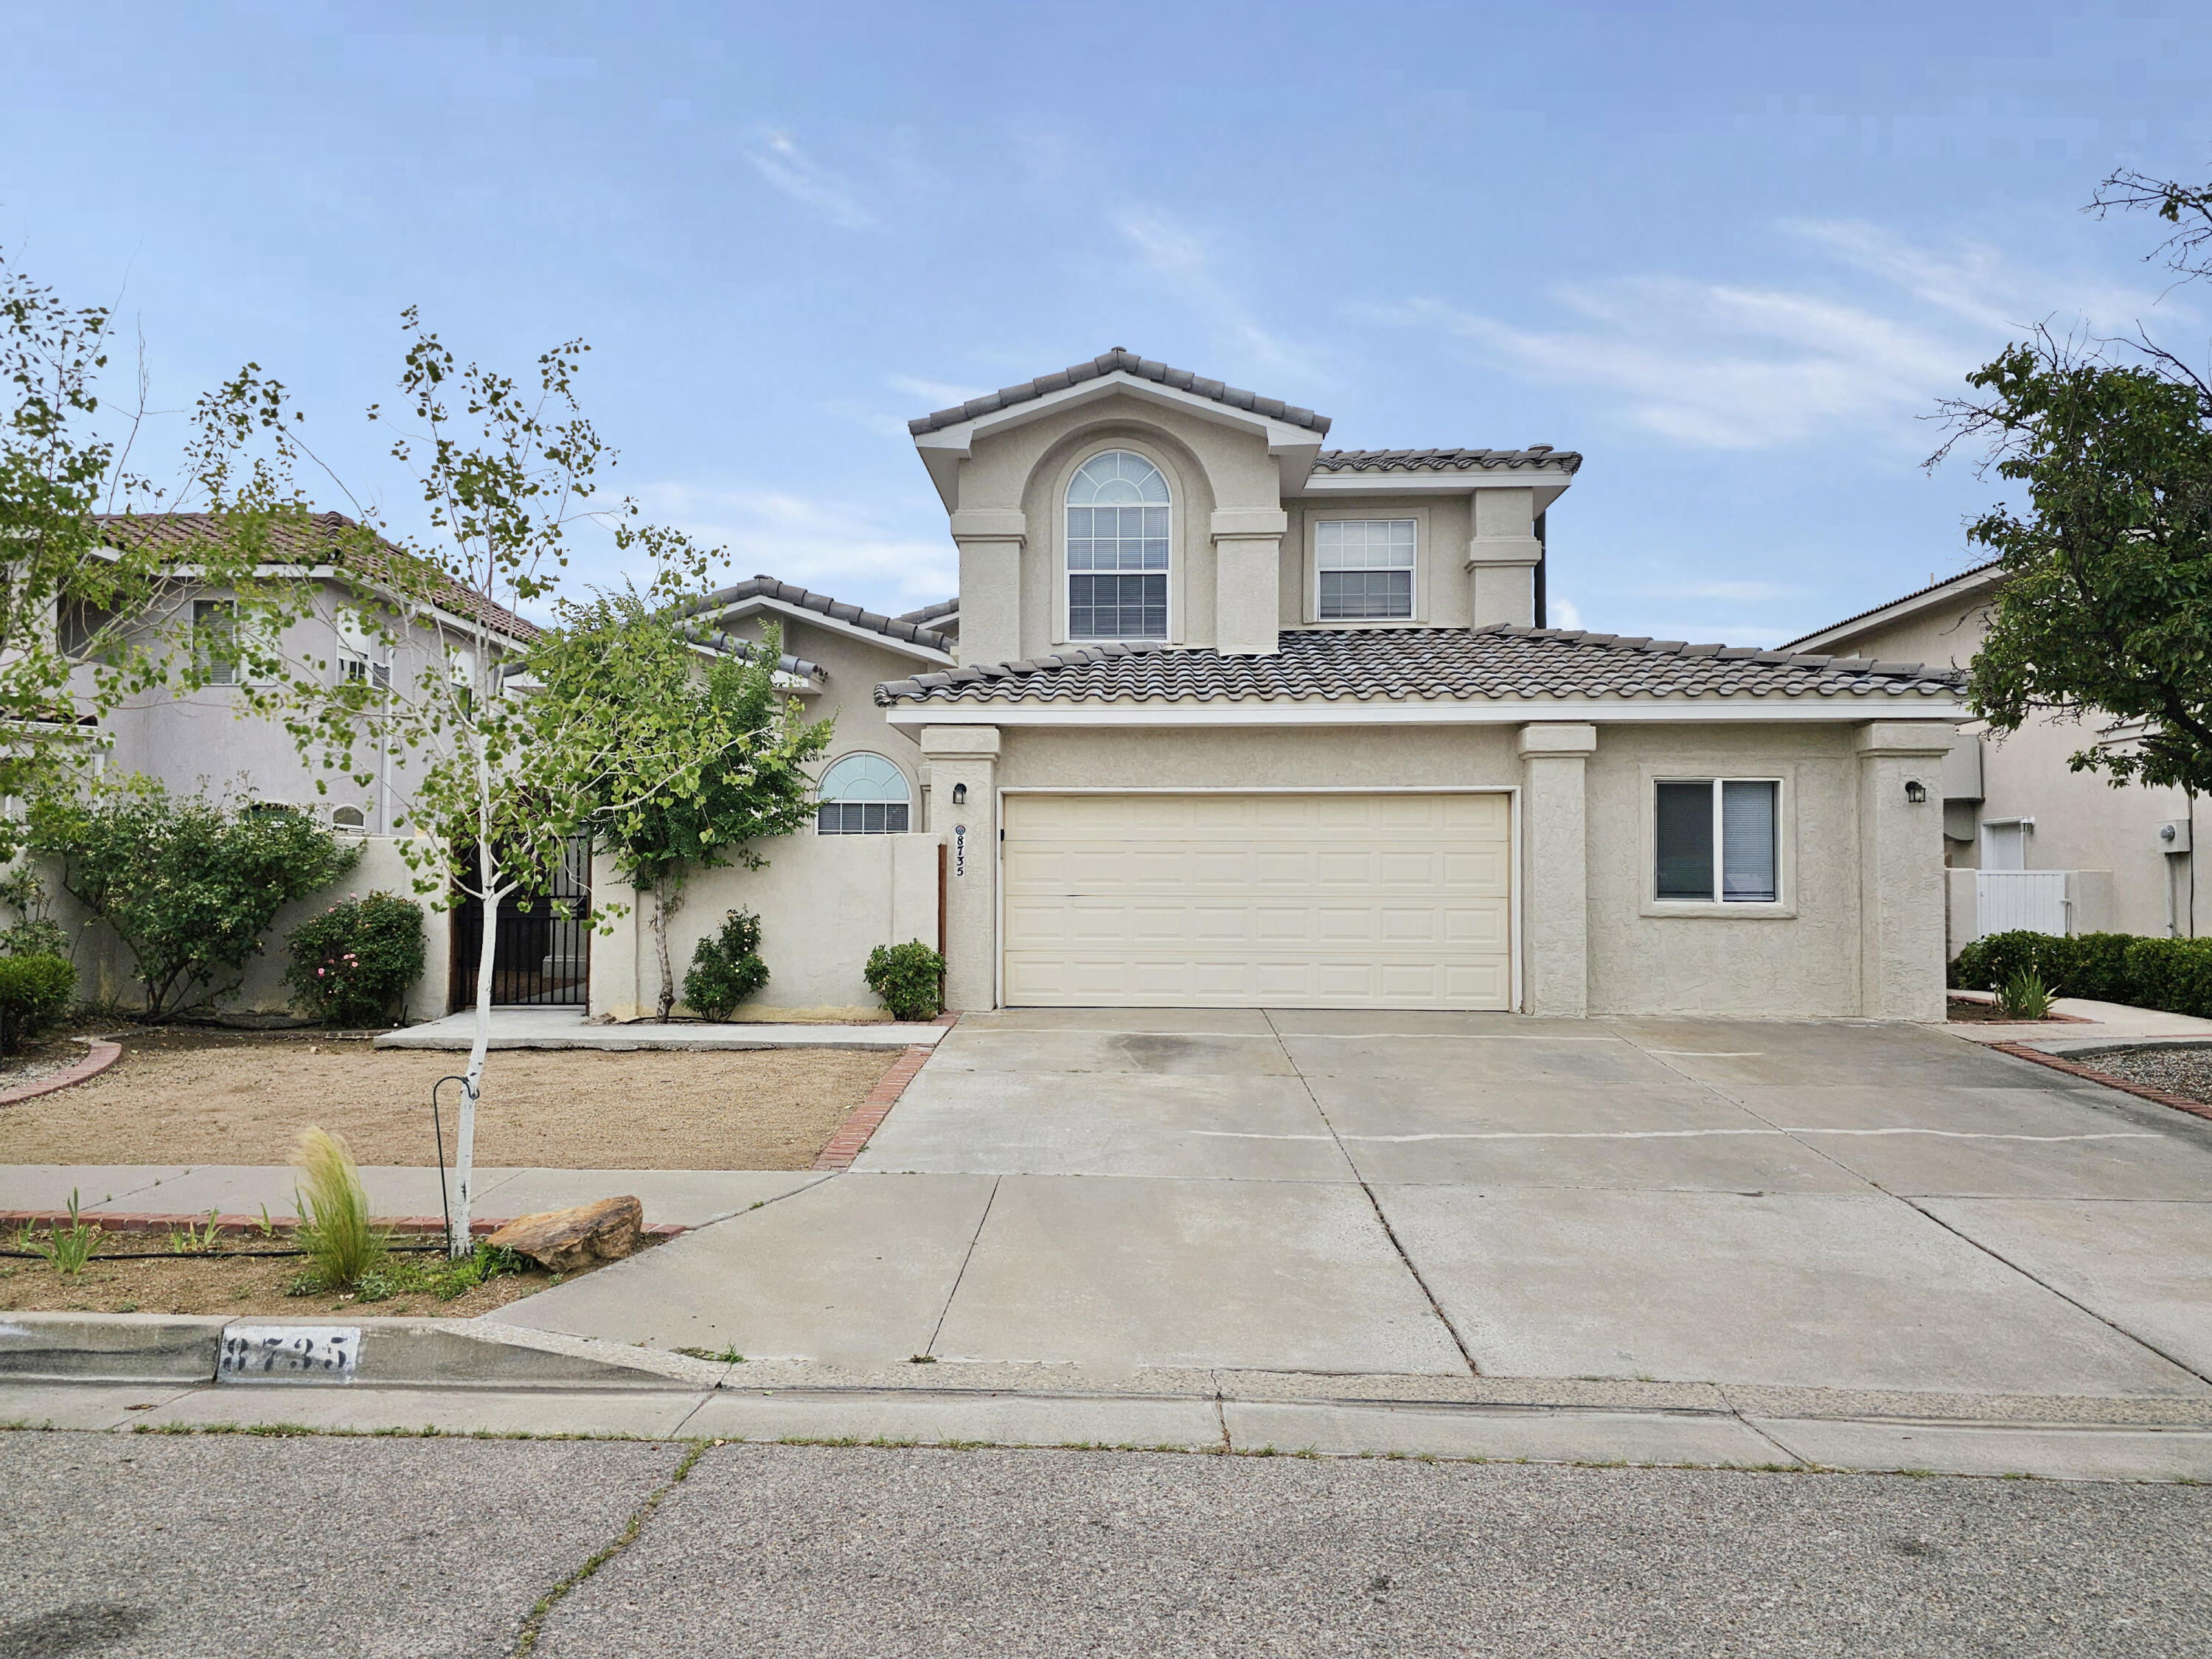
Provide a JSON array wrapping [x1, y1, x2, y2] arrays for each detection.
[[3, 1433, 2207, 1658]]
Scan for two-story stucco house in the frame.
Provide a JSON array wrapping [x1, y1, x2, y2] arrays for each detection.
[[1789, 563, 2201, 950], [860, 349, 1969, 1020]]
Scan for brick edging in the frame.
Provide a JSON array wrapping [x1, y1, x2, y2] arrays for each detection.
[[0, 1040, 121, 1106], [0, 1208, 689, 1239], [1991, 1042, 2212, 1124], [814, 1042, 937, 1171]]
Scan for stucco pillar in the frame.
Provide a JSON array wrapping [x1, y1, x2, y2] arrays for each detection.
[[1517, 723, 1596, 1017], [1469, 487, 1541, 628], [919, 724, 1001, 1011], [1212, 509, 1286, 656], [1855, 721, 1956, 1020], [951, 509, 1026, 666], [586, 846, 644, 1023]]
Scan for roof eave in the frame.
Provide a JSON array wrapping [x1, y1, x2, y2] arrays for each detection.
[[911, 373, 1329, 509], [1784, 564, 2005, 654]]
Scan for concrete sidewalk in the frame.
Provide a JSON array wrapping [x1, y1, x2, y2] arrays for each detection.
[[0, 1164, 828, 1230], [372, 1007, 945, 1051], [1943, 991, 2212, 1051]]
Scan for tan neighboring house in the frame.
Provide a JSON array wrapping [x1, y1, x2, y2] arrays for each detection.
[[839, 348, 1972, 1020], [1788, 565, 2200, 950]]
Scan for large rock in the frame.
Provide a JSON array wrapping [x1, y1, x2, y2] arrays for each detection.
[[486, 1196, 644, 1273]]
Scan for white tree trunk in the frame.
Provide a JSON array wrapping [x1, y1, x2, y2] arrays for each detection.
[[453, 810, 500, 1258], [652, 884, 681, 1021]]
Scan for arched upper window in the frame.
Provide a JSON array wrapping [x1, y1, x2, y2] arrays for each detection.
[[817, 753, 911, 835], [1066, 450, 1169, 640]]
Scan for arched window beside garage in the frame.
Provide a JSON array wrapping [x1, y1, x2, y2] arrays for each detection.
[[817, 753, 911, 835], [1066, 449, 1169, 640]]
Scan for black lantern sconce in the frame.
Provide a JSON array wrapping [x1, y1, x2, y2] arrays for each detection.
[[1904, 779, 1927, 804], [951, 782, 968, 805]]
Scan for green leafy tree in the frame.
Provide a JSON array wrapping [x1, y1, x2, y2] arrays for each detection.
[[29, 780, 357, 1019], [0, 248, 271, 850], [190, 316, 742, 1253], [532, 596, 831, 1019], [1933, 168, 2212, 793]]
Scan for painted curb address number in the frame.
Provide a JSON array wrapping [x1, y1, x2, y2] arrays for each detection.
[[218, 1325, 361, 1384]]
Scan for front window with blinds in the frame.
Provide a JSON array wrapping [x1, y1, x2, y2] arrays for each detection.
[[817, 752, 911, 835], [1316, 520, 1415, 619], [1655, 779, 1779, 903], [194, 599, 238, 686], [1066, 450, 1169, 639]]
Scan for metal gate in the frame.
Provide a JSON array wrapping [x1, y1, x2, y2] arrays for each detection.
[[450, 838, 592, 1008]]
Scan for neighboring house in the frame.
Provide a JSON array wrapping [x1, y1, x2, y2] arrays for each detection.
[[43, 511, 543, 1019], [1788, 564, 2200, 948], [860, 348, 1968, 1020], [80, 511, 543, 832]]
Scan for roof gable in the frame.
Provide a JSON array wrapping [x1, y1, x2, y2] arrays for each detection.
[[681, 577, 956, 664]]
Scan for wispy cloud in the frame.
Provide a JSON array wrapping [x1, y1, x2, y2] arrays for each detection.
[[1116, 208, 1321, 383], [639, 483, 953, 612], [748, 131, 874, 230], [886, 373, 989, 408], [1371, 221, 2190, 453]]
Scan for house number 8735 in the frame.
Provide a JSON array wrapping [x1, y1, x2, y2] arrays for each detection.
[[953, 824, 966, 877]]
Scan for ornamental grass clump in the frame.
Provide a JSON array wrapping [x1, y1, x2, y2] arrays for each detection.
[[1996, 967, 2056, 1022], [293, 1127, 388, 1290], [285, 891, 426, 1026]]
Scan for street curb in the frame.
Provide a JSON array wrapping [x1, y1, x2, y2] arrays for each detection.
[[1992, 1041, 2212, 1124], [0, 1040, 120, 1106], [0, 1208, 689, 1241], [813, 1043, 936, 1170], [0, 1313, 726, 1388]]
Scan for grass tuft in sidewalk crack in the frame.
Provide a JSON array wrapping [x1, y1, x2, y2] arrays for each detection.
[[511, 1440, 709, 1655]]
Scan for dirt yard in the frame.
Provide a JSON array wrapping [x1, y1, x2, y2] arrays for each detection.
[[0, 1243, 604, 1319], [0, 1029, 898, 1169]]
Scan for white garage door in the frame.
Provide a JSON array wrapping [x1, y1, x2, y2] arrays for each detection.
[[1001, 792, 1512, 1009]]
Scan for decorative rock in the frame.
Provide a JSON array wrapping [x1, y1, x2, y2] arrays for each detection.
[[485, 1196, 644, 1273]]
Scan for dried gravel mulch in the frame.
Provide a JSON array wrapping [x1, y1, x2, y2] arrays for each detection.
[[0, 1028, 899, 1169], [2072, 1043, 2212, 1108]]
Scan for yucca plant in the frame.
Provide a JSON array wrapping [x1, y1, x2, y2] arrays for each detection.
[[1996, 967, 2056, 1022], [35, 1188, 99, 1276], [292, 1127, 388, 1289]]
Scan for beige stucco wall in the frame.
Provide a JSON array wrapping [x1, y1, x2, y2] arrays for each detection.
[[1277, 495, 1478, 630], [714, 612, 931, 813], [902, 714, 1950, 1018], [41, 833, 448, 1024], [588, 832, 943, 1023], [1818, 594, 2197, 939]]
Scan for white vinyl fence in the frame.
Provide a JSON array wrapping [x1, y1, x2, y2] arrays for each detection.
[[1975, 870, 2070, 939]]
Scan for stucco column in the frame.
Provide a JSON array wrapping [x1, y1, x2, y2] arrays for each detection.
[[1517, 723, 1596, 1017], [1212, 509, 1287, 656], [1856, 722, 1956, 1020], [920, 724, 1001, 1011], [586, 846, 643, 1023], [950, 509, 1026, 665], [1469, 487, 1541, 627]]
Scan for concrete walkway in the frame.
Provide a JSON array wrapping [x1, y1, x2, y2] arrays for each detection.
[[1942, 991, 2212, 1053], [494, 1009, 2212, 1410], [372, 1007, 946, 1051], [0, 1164, 826, 1230]]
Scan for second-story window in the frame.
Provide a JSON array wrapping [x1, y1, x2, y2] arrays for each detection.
[[1317, 520, 1416, 619], [1067, 450, 1169, 640]]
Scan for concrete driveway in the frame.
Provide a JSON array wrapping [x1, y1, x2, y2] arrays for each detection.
[[498, 1010, 2212, 1405]]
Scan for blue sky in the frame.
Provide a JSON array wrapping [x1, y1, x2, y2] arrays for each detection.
[[5, 0, 2209, 644]]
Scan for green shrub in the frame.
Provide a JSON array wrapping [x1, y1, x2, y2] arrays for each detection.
[[292, 1126, 387, 1290], [684, 908, 770, 1020], [28, 780, 357, 1020], [864, 939, 945, 1023], [2123, 936, 2212, 1020], [285, 891, 426, 1027], [0, 953, 74, 1054], [0, 864, 68, 961]]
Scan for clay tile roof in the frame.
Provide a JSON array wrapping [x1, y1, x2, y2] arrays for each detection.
[[1782, 560, 2005, 650], [874, 626, 1968, 709], [679, 577, 956, 654], [907, 348, 1331, 437], [894, 597, 959, 625], [93, 511, 541, 641], [1310, 446, 1583, 476]]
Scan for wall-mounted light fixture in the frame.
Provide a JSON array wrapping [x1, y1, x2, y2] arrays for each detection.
[[951, 782, 967, 805], [1904, 779, 1928, 804]]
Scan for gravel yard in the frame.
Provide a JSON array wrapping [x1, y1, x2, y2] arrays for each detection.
[[2076, 1043, 2212, 1107], [0, 1029, 898, 1169]]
